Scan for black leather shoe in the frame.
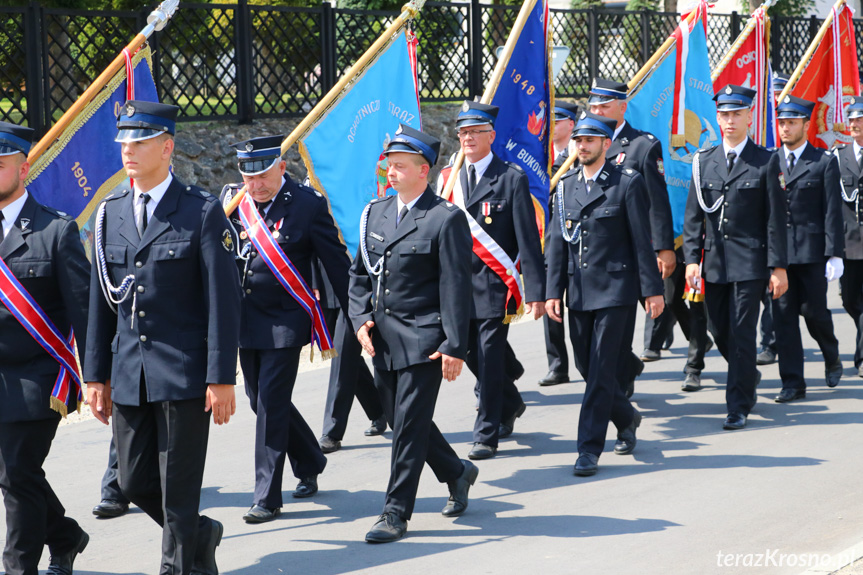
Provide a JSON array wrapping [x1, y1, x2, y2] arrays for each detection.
[[723, 413, 747, 430], [242, 504, 281, 524], [319, 435, 341, 454], [756, 348, 777, 365], [468, 443, 497, 460], [640, 349, 661, 362], [293, 475, 318, 498], [441, 460, 479, 517], [92, 499, 129, 518], [663, 332, 674, 350], [364, 416, 387, 436], [47, 529, 88, 575], [681, 373, 702, 392], [774, 388, 806, 403], [858, 364, 863, 378], [365, 512, 407, 543], [498, 403, 526, 439], [191, 516, 223, 575], [614, 410, 641, 455], [573, 453, 599, 476], [826, 360, 842, 388], [538, 371, 569, 386]]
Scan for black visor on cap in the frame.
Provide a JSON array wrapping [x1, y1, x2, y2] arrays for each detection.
[[115, 127, 167, 143], [238, 157, 280, 176], [0, 144, 25, 156]]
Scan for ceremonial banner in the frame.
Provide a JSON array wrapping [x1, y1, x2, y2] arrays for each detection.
[[712, 7, 776, 147], [790, 3, 860, 149], [299, 30, 421, 257], [490, 0, 552, 238], [626, 4, 719, 238], [26, 47, 158, 255]]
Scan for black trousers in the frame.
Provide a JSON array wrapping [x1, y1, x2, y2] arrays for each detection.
[[113, 397, 211, 575], [543, 283, 569, 375], [759, 287, 777, 353], [568, 306, 637, 457], [100, 436, 130, 504], [615, 305, 645, 392], [375, 361, 463, 520], [0, 416, 81, 575], [644, 255, 691, 350], [685, 299, 710, 376], [240, 347, 327, 509], [772, 262, 840, 390], [840, 259, 863, 369], [321, 308, 384, 440], [464, 318, 523, 447], [704, 279, 765, 416]]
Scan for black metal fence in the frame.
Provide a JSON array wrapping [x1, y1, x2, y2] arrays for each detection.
[[3, 0, 863, 135]]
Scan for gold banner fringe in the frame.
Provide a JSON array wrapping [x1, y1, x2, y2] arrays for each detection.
[[49, 396, 81, 418]]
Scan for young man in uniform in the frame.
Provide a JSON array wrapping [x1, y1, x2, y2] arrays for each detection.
[[85, 101, 241, 575], [350, 125, 478, 543], [683, 85, 788, 430], [546, 112, 664, 477]]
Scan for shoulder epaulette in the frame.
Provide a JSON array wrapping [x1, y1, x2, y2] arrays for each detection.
[[506, 161, 525, 174], [39, 204, 70, 219]]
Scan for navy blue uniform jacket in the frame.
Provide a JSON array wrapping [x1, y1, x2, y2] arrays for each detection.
[[545, 162, 663, 310], [834, 143, 863, 260], [683, 140, 787, 283], [349, 188, 472, 371], [221, 179, 350, 349], [0, 195, 89, 422], [84, 178, 242, 406], [776, 143, 843, 264]]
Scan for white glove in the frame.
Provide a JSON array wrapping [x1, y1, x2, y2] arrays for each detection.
[[825, 257, 844, 282]]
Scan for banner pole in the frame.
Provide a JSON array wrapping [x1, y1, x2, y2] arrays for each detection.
[[776, 0, 847, 103], [442, 0, 539, 201], [27, 0, 179, 166]]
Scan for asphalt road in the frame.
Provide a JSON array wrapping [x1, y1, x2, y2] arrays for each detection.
[[7, 285, 863, 575]]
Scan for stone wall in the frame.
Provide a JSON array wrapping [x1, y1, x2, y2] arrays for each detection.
[[170, 103, 463, 193]]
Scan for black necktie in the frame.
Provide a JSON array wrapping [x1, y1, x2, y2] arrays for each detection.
[[0, 212, 4, 245], [787, 153, 796, 173], [136, 193, 150, 238], [726, 150, 737, 174], [467, 164, 477, 201], [857, 149, 863, 172], [396, 205, 408, 228], [255, 200, 272, 218]]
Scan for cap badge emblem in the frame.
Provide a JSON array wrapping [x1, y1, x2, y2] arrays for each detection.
[[245, 143, 254, 152], [461, 102, 470, 112], [725, 86, 733, 95], [126, 104, 135, 116]]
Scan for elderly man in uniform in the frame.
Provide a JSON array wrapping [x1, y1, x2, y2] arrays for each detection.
[[220, 136, 349, 522], [0, 122, 90, 574], [350, 125, 477, 543], [545, 112, 664, 476], [538, 101, 580, 387], [683, 85, 788, 430], [836, 98, 863, 378], [85, 101, 241, 575], [771, 95, 844, 403], [438, 101, 545, 460], [587, 78, 676, 395]]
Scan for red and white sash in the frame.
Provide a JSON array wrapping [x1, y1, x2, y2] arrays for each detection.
[[440, 167, 525, 323], [0, 255, 81, 416], [236, 194, 335, 360]]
